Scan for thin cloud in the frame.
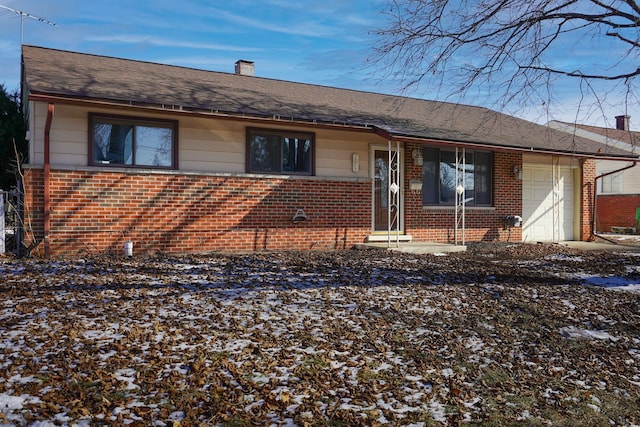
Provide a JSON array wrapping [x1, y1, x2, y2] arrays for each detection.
[[214, 9, 337, 38], [85, 35, 260, 52], [0, 39, 17, 54]]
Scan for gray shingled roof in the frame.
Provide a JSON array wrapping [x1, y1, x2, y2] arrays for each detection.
[[555, 121, 639, 152], [22, 45, 637, 159]]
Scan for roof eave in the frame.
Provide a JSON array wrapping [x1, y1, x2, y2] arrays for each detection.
[[27, 92, 376, 133], [27, 92, 640, 161], [377, 127, 640, 161]]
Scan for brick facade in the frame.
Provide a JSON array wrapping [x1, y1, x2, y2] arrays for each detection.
[[403, 144, 523, 243], [596, 194, 640, 232], [23, 148, 594, 256], [23, 168, 371, 256], [580, 159, 596, 240]]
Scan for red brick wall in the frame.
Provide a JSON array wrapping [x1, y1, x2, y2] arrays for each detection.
[[23, 147, 593, 256], [23, 168, 371, 256], [580, 159, 596, 240], [403, 144, 523, 243], [596, 194, 640, 232], [22, 168, 45, 254]]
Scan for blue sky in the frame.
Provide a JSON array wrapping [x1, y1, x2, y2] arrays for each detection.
[[0, 0, 636, 129], [0, 1, 386, 93]]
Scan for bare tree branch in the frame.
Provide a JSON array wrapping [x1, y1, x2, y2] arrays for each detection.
[[522, 65, 640, 80], [370, 0, 640, 119]]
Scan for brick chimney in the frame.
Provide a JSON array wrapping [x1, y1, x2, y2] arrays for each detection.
[[235, 60, 254, 76], [615, 115, 630, 130]]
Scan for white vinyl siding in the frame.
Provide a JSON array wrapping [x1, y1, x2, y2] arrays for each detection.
[[179, 118, 245, 173], [27, 102, 374, 180], [597, 160, 640, 195], [29, 102, 88, 166], [315, 137, 368, 178]]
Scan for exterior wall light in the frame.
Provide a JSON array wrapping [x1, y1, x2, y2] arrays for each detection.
[[514, 165, 523, 180], [412, 149, 423, 166], [352, 153, 360, 173]]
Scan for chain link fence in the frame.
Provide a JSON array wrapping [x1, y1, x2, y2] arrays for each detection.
[[2, 183, 23, 256]]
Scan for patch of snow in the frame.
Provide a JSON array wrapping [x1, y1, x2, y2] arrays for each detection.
[[463, 396, 481, 408], [8, 374, 40, 385], [0, 393, 42, 424], [611, 284, 640, 293], [251, 372, 271, 385], [560, 326, 619, 341], [465, 336, 485, 352], [587, 403, 601, 412], [545, 254, 585, 262], [98, 350, 117, 361], [441, 368, 454, 378], [574, 274, 640, 293], [479, 321, 495, 330], [0, 393, 26, 410], [517, 409, 532, 420], [428, 399, 447, 422], [167, 411, 185, 421], [114, 368, 139, 390]]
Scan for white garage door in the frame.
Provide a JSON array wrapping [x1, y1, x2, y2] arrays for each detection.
[[522, 164, 574, 242]]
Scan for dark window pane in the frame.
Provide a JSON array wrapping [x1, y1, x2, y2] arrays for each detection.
[[93, 122, 133, 165], [463, 152, 474, 203], [376, 156, 389, 208], [250, 134, 281, 172], [474, 151, 492, 205], [283, 137, 311, 173], [422, 147, 438, 204]]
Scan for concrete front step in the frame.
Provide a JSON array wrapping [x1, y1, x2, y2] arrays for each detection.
[[353, 242, 467, 254]]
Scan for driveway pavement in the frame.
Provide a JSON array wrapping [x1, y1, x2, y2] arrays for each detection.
[[562, 234, 640, 252]]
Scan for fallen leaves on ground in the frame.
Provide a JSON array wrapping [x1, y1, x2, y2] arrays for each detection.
[[1, 243, 639, 426]]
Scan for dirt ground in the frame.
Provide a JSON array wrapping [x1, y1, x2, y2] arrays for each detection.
[[1, 243, 639, 426]]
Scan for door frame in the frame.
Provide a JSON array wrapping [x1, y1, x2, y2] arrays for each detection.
[[369, 143, 405, 234]]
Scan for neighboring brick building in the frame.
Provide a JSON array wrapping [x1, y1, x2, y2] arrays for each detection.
[[549, 120, 639, 234], [20, 46, 638, 256]]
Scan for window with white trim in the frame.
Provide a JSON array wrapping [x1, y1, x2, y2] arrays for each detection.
[[600, 171, 622, 194]]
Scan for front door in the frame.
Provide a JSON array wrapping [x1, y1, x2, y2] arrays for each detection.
[[373, 147, 402, 232]]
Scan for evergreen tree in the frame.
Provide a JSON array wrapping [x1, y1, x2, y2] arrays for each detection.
[[0, 84, 27, 191]]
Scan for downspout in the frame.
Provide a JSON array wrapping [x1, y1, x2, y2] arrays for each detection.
[[44, 103, 54, 257], [592, 161, 637, 243]]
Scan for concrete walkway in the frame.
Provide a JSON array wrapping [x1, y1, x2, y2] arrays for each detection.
[[354, 234, 640, 255], [560, 237, 640, 252]]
